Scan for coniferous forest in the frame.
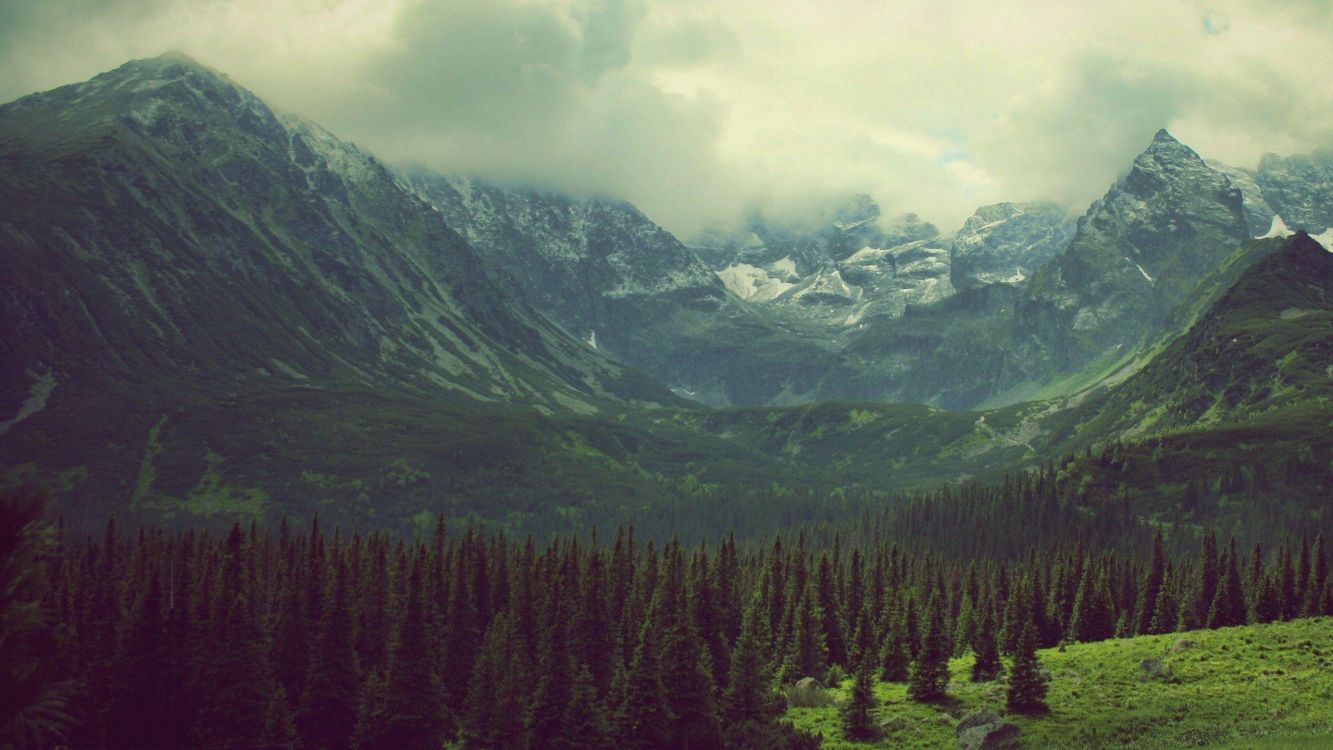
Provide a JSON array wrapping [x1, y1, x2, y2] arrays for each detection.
[[4, 478, 1330, 750]]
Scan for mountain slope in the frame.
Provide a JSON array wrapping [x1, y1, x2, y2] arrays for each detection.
[[1069, 231, 1331, 440], [0, 53, 674, 413], [403, 170, 845, 406]]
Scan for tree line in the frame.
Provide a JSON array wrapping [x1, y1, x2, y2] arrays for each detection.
[[3, 485, 1329, 750]]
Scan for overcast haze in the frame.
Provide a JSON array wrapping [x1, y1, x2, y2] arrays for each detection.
[[2, 0, 1331, 236]]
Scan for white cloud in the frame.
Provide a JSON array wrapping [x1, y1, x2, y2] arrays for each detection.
[[2, 0, 1331, 236]]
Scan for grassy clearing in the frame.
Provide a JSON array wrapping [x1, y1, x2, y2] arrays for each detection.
[[786, 617, 1333, 749]]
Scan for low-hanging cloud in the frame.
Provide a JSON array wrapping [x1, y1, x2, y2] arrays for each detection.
[[1, 0, 1331, 237]]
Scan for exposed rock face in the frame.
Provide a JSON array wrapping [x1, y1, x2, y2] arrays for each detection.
[[402, 173, 837, 406], [701, 196, 953, 329], [951, 202, 1076, 291], [401, 173, 726, 347], [1207, 159, 1276, 236], [1256, 150, 1333, 233], [0, 53, 672, 412], [1015, 129, 1251, 377]]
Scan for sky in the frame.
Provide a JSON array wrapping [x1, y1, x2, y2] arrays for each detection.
[[1, 0, 1331, 237]]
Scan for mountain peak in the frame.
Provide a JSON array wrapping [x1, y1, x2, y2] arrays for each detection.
[[1152, 128, 1178, 144]]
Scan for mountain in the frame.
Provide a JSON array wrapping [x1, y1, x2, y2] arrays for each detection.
[[1013, 129, 1253, 382], [950, 202, 1077, 291], [0, 53, 712, 526], [0, 53, 675, 414], [1255, 149, 1333, 233], [402, 171, 843, 406], [1072, 231, 1332, 439], [698, 196, 953, 329]]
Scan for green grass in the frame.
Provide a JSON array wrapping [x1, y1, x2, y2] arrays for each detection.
[[786, 618, 1333, 749]]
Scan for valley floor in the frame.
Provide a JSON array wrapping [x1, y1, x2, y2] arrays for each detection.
[[788, 617, 1333, 749]]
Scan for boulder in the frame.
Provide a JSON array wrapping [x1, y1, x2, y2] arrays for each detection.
[[794, 676, 824, 691], [955, 708, 1003, 736], [1139, 657, 1174, 681], [1172, 639, 1196, 653], [957, 721, 1021, 750]]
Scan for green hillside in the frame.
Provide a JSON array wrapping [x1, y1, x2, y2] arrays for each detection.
[[788, 618, 1333, 749]]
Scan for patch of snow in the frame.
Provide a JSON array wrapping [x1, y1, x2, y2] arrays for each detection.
[[716, 263, 796, 302], [586, 330, 597, 349], [0, 370, 55, 436], [1259, 215, 1294, 239], [769, 256, 798, 279], [1125, 257, 1154, 285]]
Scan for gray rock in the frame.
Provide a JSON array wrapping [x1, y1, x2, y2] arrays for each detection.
[[957, 721, 1021, 750], [1256, 150, 1333, 233], [793, 676, 824, 691], [1139, 657, 1174, 681], [955, 708, 1003, 736], [950, 202, 1075, 291]]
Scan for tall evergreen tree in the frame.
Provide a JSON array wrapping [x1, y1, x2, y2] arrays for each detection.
[[615, 624, 672, 750], [969, 605, 1001, 682], [1207, 539, 1247, 629], [726, 592, 780, 723], [1005, 621, 1048, 715], [1069, 562, 1115, 643], [1135, 532, 1166, 635], [908, 594, 950, 702], [296, 554, 360, 750], [377, 556, 449, 750], [840, 656, 881, 742]]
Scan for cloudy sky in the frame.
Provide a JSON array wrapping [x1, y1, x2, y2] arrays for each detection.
[[2, 0, 1331, 236]]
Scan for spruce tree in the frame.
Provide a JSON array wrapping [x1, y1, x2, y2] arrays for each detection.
[[564, 664, 613, 750], [969, 606, 1001, 682], [1135, 532, 1166, 635], [379, 557, 449, 750], [616, 623, 673, 750], [879, 606, 910, 683], [726, 592, 780, 723], [840, 656, 881, 742], [1206, 539, 1247, 629], [1006, 621, 1048, 715], [1304, 533, 1327, 617], [296, 555, 360, 750], [908, 594, 949, 702], [1069, 563, 1115, 643], [781, 583, 828, 683]]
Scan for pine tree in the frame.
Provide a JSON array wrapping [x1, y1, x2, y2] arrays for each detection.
[[379, 556, 449, 750], [1206, 539, 1247, 629], [1069, 562, 1115, 643], [1005, 621, 1048, 715], [908, 594, 949, 702], [462, 615, 519, 750], [615, 624, 672, 750], [1135, 532, 1166, 635], [1303, 533, 1327, 617], [107, 571, 170, 749], [840, 656, 881, 742], [726, 592, 780, 723], [781, 583, 828, 683], [969, 606, 1001, 682], [564, 664, 613, 750], [296, 554, 360, 750], [879, 605, 910, 683]]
